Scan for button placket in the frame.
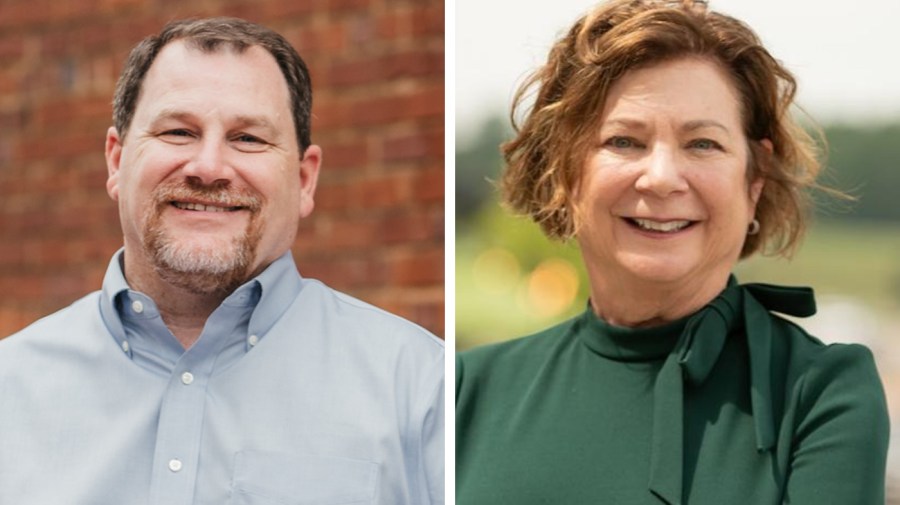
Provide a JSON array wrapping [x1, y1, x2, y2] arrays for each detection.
[[149, 358, 210, 505]]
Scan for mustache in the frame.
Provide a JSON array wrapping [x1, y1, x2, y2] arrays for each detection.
[[152, 180, 263, 212]]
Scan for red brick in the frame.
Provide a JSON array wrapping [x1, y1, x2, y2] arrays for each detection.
[[410, 4, 443, 37], [0, 1, 48, 30], [310, 100, 350, 130], [413, 167, 443, 203], [321, 139, 369, 170], [325, 48, 442, 88], [353, 85, 443, 126], [0, 37, 25, 62], [323, 216, 378, 251], [344, 15, 378, 47], [325, 0, 371, 12], [325, 58, 383, 88], [99, 0, 148, 12], [260, 0, 320, 20], [292, 22, 347, 54], [0, 108, 26, 132], [383, 49, 443, 80], [314, 179, 354, 211], [295, 253, 386, 290], [388, 248, 443, 286], [375, 9, 405, 40], [17, 131, 103, 162], [380, 210, 442, 244], [382, 129, 443, 162], [358, 172, 412, 209]]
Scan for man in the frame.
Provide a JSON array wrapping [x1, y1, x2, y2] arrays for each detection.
[[0, 18, 444, 505]]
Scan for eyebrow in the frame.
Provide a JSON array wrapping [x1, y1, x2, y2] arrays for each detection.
[[148, 109, 195, 127], [148, 109, 278, 133], [600, 118, 732, 135], [601, 118, 649, 131], [681, 119, 731, 134], [232, 114, 278, 133]]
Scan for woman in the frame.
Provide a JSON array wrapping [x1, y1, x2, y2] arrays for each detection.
[[455, 1, 890, 503]]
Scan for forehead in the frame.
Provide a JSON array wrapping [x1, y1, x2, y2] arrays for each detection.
[[601, 57, 743, 125], [133, 40, 292, 127]]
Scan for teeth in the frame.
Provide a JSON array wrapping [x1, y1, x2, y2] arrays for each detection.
[[632, 218, 691, 232], [173, 202, 233, 212]]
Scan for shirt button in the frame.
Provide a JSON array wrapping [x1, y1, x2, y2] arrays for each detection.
[[181, 372, 194, 385], [248, 334, 259, 347], [168, 459, 182, 472], [121, 340, 130, 353], [131, 300, 144, 314]]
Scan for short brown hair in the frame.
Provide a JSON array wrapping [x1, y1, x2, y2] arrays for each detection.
[[113, 17, 313, 151], [501, 0, 830, 257]]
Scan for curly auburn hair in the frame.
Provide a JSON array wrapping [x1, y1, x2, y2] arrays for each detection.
[[501, 0, 834, 257]]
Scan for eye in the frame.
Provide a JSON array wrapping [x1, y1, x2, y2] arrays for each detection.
[[158, 129, 196, 143], [234, 133, 263, 144], [231, 133, 270, 152], [688, 138, 722, 151], [604, 136, 641, 150]]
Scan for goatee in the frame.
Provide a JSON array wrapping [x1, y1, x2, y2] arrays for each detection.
[[142, 179, 263, 295]]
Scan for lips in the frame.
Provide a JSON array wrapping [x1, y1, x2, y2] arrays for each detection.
[[154, 180, 263, 215], [625, 217, 696, 233], [171, 201, 244, 212]]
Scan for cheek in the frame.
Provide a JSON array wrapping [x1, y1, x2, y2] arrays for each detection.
[[577, 163, 628, 211]]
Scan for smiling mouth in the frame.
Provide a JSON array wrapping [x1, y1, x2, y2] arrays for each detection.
[[171, 201, 245, 213], [626, 218, 696, 233]]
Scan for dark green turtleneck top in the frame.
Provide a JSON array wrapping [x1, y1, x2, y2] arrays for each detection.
[[456, 281, 889, 504]]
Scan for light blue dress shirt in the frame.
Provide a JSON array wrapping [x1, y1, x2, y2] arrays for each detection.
[[0, 250, 444, 505]]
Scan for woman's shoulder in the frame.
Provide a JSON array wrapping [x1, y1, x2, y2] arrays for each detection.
[[456, 314, 583, 390], [741, 285, 882, 389], [768, 312, 880, 381], [458, 313, 584, 362], [764, 312, 887, 426]]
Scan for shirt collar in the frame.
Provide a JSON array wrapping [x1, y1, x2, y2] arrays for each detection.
[[99, 249, 303, 358]]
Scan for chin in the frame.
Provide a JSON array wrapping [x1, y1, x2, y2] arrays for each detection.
[[615, 252, 698, 284]]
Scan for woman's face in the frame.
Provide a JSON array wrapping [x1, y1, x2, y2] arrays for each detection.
[[574, 57, 764, 288]]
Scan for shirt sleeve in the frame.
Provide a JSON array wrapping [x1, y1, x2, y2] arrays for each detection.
[[783, 343, 890, 504], [415, 349, 445, 505]]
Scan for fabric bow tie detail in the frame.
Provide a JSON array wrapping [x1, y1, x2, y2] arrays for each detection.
[[648, 279, 816, 505]]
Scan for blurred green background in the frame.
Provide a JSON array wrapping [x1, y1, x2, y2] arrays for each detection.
[[456, 117, 900, 351]]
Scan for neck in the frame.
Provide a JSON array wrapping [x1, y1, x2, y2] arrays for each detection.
[[144, 282, 224, 349], [585, 268, 729, 328], [123, 250, 230, 349]]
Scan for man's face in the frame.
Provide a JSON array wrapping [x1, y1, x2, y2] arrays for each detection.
[[105, 40, 320, 294]]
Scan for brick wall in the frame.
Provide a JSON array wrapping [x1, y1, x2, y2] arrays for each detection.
[[0, 0, 445, 337]]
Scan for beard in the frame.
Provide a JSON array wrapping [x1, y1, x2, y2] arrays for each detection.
[[142, 179, 264, 295]]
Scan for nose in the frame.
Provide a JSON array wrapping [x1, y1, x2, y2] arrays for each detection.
[[181, 137, 234, 186], [634, 144, 689, 197]]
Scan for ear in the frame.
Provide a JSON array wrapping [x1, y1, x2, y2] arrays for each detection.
[[748, 138, 773, 207], [105, 127, 124, 202], [297, 144, 322, 218]]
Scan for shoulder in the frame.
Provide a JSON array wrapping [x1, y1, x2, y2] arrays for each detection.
[[0, 292, 109, 385], [0, 292, 103, 353], [770, 314, 883, 396], [767, 314, 889, 441], [457, 315, 580, 395], [791, 337, 886, 420], [291, 277, 443, 359], [764, 317, 890, 500]]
